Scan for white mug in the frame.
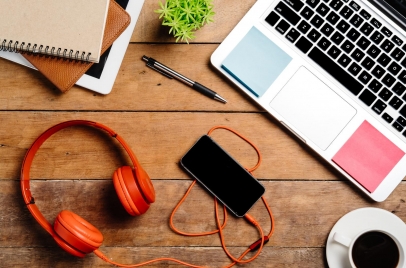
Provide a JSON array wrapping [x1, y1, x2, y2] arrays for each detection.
[[333, 229, 404, 268]]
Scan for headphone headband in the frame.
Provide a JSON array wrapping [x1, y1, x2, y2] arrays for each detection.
[[20, 120, 146, 236]]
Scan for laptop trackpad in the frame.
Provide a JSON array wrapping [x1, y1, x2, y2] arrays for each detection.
[[270, 67, 356, 150]]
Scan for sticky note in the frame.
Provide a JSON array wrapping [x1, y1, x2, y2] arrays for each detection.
[[332, 121, 405, 193], [221, 26, 292, 97]]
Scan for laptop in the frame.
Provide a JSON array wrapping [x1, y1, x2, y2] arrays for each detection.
[[0, 0, 144, 95], [211, 0, 406, 201]]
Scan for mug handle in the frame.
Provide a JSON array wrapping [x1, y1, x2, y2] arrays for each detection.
[[333, 232, 352, 247]]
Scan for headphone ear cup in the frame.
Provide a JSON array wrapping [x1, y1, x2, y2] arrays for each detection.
[[53, 210, 103, 256], [113, 166, 150, 216]]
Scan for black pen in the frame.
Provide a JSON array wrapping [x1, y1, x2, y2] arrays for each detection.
[[142, 55, 227, 104]]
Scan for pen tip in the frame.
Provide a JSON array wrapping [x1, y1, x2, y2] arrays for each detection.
[[141, 55, 149, 62], [215, 94, 227, 104]]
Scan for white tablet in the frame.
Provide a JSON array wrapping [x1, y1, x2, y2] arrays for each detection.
[[0, 0, 144, 95]]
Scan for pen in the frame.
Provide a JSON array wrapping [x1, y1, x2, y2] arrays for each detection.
[[142, 55, 227, 104]]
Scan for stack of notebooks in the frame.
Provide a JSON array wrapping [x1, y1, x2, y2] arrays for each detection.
[[0, 0, 133, 93]]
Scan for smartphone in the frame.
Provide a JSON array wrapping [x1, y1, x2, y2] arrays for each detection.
[[180, 135, 265, 217]]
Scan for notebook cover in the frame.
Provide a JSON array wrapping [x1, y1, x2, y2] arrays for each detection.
[[0, 0, 109, 62], [22, 0, 130, 93]]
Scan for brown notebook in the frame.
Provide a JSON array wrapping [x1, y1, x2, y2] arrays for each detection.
[[22, 0, 130, 93]]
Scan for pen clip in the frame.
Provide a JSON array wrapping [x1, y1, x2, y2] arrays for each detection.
[[146, 63, 173, 79]]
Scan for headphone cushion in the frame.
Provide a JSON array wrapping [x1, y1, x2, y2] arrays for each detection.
[[54, 210, 103, 254], [113, 166, 150, 216]]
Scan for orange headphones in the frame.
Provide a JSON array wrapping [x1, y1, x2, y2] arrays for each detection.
[[21, 120, 274, 267], [20, 120, 156, 258]]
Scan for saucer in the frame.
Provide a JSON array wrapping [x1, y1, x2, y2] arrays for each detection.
[[326, 207, 406, 268]]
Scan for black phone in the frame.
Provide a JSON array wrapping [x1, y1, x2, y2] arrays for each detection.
[[180, 135, 265, 217]]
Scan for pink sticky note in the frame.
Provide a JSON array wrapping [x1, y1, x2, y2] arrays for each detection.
[[332, 121, 404, 193]]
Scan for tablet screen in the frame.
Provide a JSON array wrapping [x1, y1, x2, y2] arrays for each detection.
[[85, 0, 129, 79]]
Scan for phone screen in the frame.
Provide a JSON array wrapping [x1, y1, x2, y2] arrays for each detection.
[[180, 135, 265, 217]]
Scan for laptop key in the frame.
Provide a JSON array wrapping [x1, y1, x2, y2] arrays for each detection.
[[276, 19, 291, 34], [339, 6, 353, 19], [392, 121, 404, 131], [321, 23, 334, 36], [382, 73, 396, 87], [383, 112, 394, 123], [360, 9, 371, 20], [311, 14, 325, 28], [368, 79, 382, 92], [359, 89, 377, 106], [378, 87, 392, 101], [337, 19, 350, 33], [265, 11, 281, 26], [346, 28, 361, 41], [316, 3, 330, 16], [358, 71, 372, 84], [351, 48, 365, 62], [308, 47, 364, 95], [372, 99, 387, 114], [348, 62, 362, 76], [393, 82, 406, 96], [381, 39, 395, 53], [307, 28, 322, 42], [301, 6, 315, 20], [295, 36, 313, 53], [349, 14, 364, 28], [306, 0, 320, 8], [371, 65, 385, 78], [286, 28, 301, 42], [318, 37, 332, 50], [367, 44, 381, 58], [329, 0, 344, 10], [377, 53, 391, 67], [360, 22, 373, 36], [331, 31, 345, 44], [381, 26, 392, 37], [392, 35, 403, 46], [361, 56, 375, 70], [298, 20, 311, 34], [388, 62, 401, 75], [338, 54, 352, 67], [328, 45, 342, 58], [326, 11, 340, 25], [397, 116, 406, 126], [390, 96, 403, 109], [371, 18, 382, 28], [371, 31, 384, 44], [391, 48, 405, 61], [284, 0, 305, 12], [398, 70, 406, 83], [341, 40, 355, 53], [357, 36, 371, 50], [275, 2, 301, 25], [349, 0, 361, 11], [399, 105, 406, 117]]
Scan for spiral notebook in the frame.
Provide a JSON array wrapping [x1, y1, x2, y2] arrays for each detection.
[[0, 0, 109, 63]]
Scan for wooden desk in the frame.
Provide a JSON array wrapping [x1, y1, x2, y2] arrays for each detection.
[[1, 0, 405, 267]]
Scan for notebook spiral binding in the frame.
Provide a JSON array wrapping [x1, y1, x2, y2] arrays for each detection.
[[0, 39, 91, 62]]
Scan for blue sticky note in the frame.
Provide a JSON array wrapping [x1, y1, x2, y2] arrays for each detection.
[[222, 27, 292, 97]]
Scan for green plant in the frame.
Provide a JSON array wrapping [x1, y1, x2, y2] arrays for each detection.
[[155, 0, 215, 43]]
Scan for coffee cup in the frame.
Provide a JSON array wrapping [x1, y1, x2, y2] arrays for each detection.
[[333, 229, 404, 268]]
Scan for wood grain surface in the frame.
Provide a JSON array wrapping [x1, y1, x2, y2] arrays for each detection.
[[0, 0, 405, 267]]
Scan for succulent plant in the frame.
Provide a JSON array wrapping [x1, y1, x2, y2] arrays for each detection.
[[155, 0, 215, 43]]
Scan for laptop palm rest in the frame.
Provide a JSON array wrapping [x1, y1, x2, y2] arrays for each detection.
[[270, 67, 356, 150]]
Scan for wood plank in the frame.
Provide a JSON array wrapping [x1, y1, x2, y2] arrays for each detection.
[[0, 111, 336, 180], [0, 247, 325, 268], [0, 44, 259, 112], [3, 180, 405, 247], [132, 0, 257, 43]]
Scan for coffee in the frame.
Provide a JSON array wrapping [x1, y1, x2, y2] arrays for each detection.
[[352, 231, 399, 268]]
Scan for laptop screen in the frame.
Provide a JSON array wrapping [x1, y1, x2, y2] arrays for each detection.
[[373, 0, 406, 30]]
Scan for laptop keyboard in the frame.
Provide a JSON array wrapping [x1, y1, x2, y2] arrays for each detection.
[[265, 0, 406, 138]]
